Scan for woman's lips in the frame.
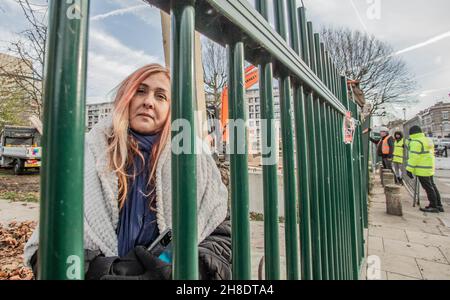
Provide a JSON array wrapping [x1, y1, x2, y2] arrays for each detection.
[[138, 113, 154, 119]]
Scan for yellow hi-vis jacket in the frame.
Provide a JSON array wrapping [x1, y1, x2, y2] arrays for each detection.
[[406, 133, 435, 177], [393, 138, 404, 164]]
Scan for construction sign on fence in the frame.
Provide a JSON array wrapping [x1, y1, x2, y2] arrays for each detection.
[[343, 111, 356, 144]]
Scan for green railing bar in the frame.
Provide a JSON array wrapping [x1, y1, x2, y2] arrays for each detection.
[[275, 0, 300, 280], [287, 0, 300, 55], [326, 105, 339, 280], [340, 111, 352, 280], [228, 41, 251, 280], [312, 32, 329, 280], [255, 0, 268, 20], [334, 110, 347, 279], [274, 0, 288, 41], [313, 34, 323, 80], [341, 76, 360, 279], [38, 0, 89, 280], [321, 101, 335, 280], [306, 92, 322, 280], [259, 62, 281, 280], [320, 43, 326, 85], [354, 104, 366, 267], [256, 1, 280, 280], [279, 76, 300, 280], [314, 97, 329, 280], [329, 108, 339, 279], [171, 0, 198, 280], [328, 56, 334, 95], [353, 102, 364, 267], [294, 85, 313, 280], [331, 63, 338, 98], [336, 69, 342, 101], [297, 7, 310, 65], [306, 22, 317, 74]]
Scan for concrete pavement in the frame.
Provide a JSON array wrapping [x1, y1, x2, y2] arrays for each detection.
[[0, 200, 39, 224]]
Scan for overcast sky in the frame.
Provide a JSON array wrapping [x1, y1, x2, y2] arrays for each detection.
[[0, 0, 449, 122]]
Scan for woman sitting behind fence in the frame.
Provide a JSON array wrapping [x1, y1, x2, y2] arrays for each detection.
[[24, 64, 231, 280]]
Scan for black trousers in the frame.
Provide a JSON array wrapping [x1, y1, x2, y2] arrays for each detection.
[[418, 176, 442, 208], [382, 157, 393, 170]]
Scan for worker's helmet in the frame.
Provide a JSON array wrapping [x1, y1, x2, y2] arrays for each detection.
[[379, 126, 389, 133]]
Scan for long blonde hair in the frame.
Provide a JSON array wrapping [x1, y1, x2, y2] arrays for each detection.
[[107, 64, 171, 209]]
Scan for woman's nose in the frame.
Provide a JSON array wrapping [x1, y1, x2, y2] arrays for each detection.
[[143, 94, 155, 109]]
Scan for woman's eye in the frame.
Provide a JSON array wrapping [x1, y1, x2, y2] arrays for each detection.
[[157, 93, 167, 101], [136, 88, 146, 95]]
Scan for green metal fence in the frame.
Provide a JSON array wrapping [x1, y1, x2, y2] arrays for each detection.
[[38, 0, 369, 280]]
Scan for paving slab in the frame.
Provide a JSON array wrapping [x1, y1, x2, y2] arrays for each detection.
[[386, 272, 420, 280], [368, 236, 384, 252], [416, 259, 450, 280], [367, 250, 422, 279], [438, 247, 450, 264], [405, 230, 450, 248], [369, 226, 408, 242], [383, 238, 447, 264]]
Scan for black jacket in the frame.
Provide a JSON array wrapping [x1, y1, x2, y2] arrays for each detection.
[[370, 135, 395, 158], [30, 219, 232, 280]]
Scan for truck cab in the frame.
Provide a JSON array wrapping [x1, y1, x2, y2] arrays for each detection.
[[0, 126, 42, 175]]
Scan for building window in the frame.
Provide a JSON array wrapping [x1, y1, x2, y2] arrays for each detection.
[[443, 111, 449, 120], [249, 106, 254, 113], [250, 113, 254, 119]]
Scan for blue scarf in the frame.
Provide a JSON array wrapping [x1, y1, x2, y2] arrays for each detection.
[[117, 129, 160, 257]]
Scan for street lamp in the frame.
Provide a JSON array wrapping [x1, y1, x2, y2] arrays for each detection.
[[403, 108, 406, 121]]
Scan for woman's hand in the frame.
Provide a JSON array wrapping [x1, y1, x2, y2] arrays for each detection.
[[101, 246, 172, 280], [85, 248, 144, 280], [111, 248, 145, 276]]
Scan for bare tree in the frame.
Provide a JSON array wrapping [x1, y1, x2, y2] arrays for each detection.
[[0, 0, 47, 120], [202, 38, 227, 119], [321, 27, 416, 116]]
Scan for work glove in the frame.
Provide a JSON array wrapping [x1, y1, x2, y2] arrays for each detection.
[[100, 246, 172, 280], [407, 171, 414, 179], [85, 248, 145, 280]]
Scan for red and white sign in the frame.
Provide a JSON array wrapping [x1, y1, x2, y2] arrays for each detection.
[[343, 111, 356, 144]]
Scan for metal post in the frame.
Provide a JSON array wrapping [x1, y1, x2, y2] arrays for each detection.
[[321, 101, 335, 280], [313, 32, 329, 280], [341, 76, 360, 279], [307, 22, 316, 74], [275, 0, 300, 280], [279, 75, 300, 280], [306, 92, 322, 280], [256, 1, 281, 280], [287, 0, 300, 55], [294, 85, 313, 280], [38, 0, 90, 280], [298, 7, 310, 65], [171, 0, 198, 279], [228, 41, 251, 280]]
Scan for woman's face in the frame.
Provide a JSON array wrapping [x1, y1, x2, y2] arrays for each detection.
[[129, 72, 170, 135]]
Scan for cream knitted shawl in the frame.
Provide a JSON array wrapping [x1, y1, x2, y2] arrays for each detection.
[[24, 117, 228, 266]]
